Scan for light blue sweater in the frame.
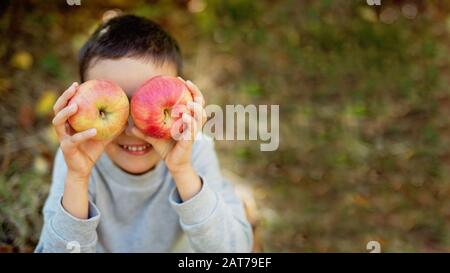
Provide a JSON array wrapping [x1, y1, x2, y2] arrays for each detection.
[[35, 135, 253, 252]]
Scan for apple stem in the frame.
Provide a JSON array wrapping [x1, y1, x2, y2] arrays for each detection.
[[163, 108, 170, 125]]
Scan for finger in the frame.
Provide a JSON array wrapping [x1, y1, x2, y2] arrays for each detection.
[[178, 77, 205, 106], [171, 104, 188, 118], [157, 140, 175, 160], [201, 108, 207, 125], [187, 101, 207, 128], [53, 104, 78, 138], [181, 113, 197, 141], [187, 101, 203, 124], [53, 82, 78, 114], [187, 101, 202, 121], [61, 128, 96, 150], [132, 126, 174, 159], [193, 96, 203, 106], [71, 128, 97, 144], [130, 126, 148, 140], [170, 119, 185, 141], [130, 126, 158, 145], [52, 103, 78, 127], [185, 80, 205, 107]]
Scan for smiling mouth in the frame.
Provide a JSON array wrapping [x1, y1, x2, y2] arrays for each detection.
[[119, 144, 151, 155]]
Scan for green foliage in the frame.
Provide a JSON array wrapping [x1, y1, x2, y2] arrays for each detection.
[[0, 170, 49, 252]]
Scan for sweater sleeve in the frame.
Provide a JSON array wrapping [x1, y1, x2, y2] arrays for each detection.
[[35, 149, 100, 253], [169, 134, 253, 252]]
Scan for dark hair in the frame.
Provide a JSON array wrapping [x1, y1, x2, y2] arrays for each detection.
[[78, 15, 182, 82]]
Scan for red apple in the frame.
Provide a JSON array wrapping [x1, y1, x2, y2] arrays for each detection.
[[68, 80, 129, 141], [131, 75, 193, 139]]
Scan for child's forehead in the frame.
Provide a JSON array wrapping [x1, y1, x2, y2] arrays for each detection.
[[85, 57, 177, 96]]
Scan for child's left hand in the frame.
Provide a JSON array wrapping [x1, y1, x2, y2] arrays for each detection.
[[131, 78, 207, 175]]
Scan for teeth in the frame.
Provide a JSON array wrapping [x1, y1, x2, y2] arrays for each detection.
[[121, 144, 150, 152]]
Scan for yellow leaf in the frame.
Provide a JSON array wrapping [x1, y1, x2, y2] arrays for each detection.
[[358, 7, 378, 23], [33, 156, 49, 174], [10, 50, 33, 70], [45, 125, 59, 147], [36, 90, 57, 116], [71, 34, 89, 54], [352, 194, 370, 208]]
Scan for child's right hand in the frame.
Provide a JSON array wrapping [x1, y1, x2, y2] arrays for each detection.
[[52, 82, 110, 182]]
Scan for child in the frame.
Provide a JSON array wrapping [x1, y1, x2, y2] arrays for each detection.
[[35, 14, 253, 253]]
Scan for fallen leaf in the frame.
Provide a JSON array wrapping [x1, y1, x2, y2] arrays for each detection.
[[0, 78, 12, 94], [0, 244, 14, 253], [10, 50, 33, 70], [36, 90, 57, 117], [44, 125, 59, 147], [358, 7, 378, 23], [352, 194, 370, 208], [33, 156, 49, 174]]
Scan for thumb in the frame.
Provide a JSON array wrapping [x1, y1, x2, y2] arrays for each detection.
[[130, 126, 157, 145], [131, 126, 174, 159]]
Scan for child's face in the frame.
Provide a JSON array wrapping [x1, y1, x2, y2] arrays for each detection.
[[85, 57, 177, 174]]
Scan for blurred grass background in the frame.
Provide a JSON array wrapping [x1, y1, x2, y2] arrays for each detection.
[[0, 0, 449, 252]]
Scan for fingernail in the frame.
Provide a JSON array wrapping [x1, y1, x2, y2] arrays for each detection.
[[186, 80, 193, 85], [89, 128, 97, 135]]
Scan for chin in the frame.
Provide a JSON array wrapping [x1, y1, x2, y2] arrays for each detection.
[[119, 161, 158, 175], [105, 142, 161, 175]]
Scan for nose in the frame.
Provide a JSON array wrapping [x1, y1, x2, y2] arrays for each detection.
[[125, 116, 135, 136]]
